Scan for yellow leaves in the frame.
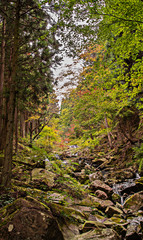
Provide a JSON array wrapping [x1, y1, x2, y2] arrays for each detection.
[[80, 44, 105, 62], [26, 115, 40, 122]]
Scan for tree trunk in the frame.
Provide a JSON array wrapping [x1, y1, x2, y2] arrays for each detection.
[[29, 121, 33, 147], [104, 115, 113, 148], [20, 111, 25, 138], [25, 111, 29, 137], [0, 5, 6, 151], [1, 0, 20, 187], [15, 105, 18, 153]]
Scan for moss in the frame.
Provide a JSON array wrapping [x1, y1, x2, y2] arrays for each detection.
[[0, 209, 19, 228], [135, 177, 143, 184], [48, 202, 87, 223], [81, 220, 106, 232]]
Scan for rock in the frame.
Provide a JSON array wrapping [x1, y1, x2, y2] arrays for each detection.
[[48, 202, 88, 223], [105, 168, 135, 183], [80, 194, 114, 209], [90, 180, 113, 196], [74, 169, 88, 183], [89, 171, 103, 181], [105, 206, 123, 217], [0, 197, 64, 240], [95, 190, 108, 200], [73, 205, 93, 215], [31, 168, 56, 188], [81, 220, 106, 233], [92, 158, 107, 168], [73, 228, 120, 240], [47, 193, 66, 204], [123, 191, 143, 212], [112, 193, 121, 203], [125, 216, 143, 240], [61, 222, 80, 240]]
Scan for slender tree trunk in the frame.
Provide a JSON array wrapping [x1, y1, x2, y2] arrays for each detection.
[[1, 0, 20, 187], [25, 111, 29, 137], [0, 6, 6, 151], [104, 115, 113, 148], [29, 121, 33, 147], [15, 105, 18, 153], [20, 111, 25, 138]]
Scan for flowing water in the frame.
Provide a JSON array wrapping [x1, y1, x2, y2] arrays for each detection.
[[113, 172, 141, 205]]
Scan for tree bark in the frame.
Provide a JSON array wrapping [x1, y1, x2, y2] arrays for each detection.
[[1, 0, 20, 187], [20, 111, 25, 138], [0, 4, 6, 151], [104, 115, 113, 148], [15, 105, 18, 153]]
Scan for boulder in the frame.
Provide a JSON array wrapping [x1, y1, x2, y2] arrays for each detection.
[[89, 171, 103, 182], [95, 190, 108, 200], [105, 206, 123, 217], [92, 158, 107, 168], [47, 193, 66, 204], [111, 193, 121, 203], [80, 220, 106, 233], [0, 197, 64, 240], [74, 169, 88, 183], [73, 228, 120, 240], [125, 216, 143, 240], [80, 194, 114, 209], [61, 222, 80, 240], [123, 191, 143, 212], [90, 180, 113, 196], [31, 168, 56, 188]]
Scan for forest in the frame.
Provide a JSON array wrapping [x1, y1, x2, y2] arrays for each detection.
[[0, 1, 143, 240]]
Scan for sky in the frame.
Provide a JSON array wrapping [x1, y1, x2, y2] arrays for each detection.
[[53, 56, 83, 105]]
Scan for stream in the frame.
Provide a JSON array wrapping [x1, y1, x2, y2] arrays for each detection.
[[113, 172, 141, 205]]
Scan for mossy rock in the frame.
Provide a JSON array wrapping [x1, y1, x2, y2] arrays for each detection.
[[48, 202, 88, 223], [135, 177, 143, 184], [0, 197, 64, 240], [123, 191, 143, 212], [73, 228, 120, 240], [112, 193, 121, 203], [80, 194, 114, 210], [81, 220, 106, 233], [105, 206, 123, 217]]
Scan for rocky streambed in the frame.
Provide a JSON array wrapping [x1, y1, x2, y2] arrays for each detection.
[[0, 150, 143, 240]]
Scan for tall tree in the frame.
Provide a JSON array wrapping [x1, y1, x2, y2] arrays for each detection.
[[0, 0, 60, 187]]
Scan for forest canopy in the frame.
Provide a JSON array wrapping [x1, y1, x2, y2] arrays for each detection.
[[0, 0, 143, 187]]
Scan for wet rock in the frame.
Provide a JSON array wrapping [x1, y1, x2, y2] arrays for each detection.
[[95, 190, 108, 200], [90, 180, 113, 196], [123, 191, 143, 212], [0, 197, 64, 240]]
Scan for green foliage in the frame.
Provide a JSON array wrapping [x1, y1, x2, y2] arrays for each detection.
[[134, 142, 143, 173], [0, 192, 15, 207], [59, 0, 143, 150]]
